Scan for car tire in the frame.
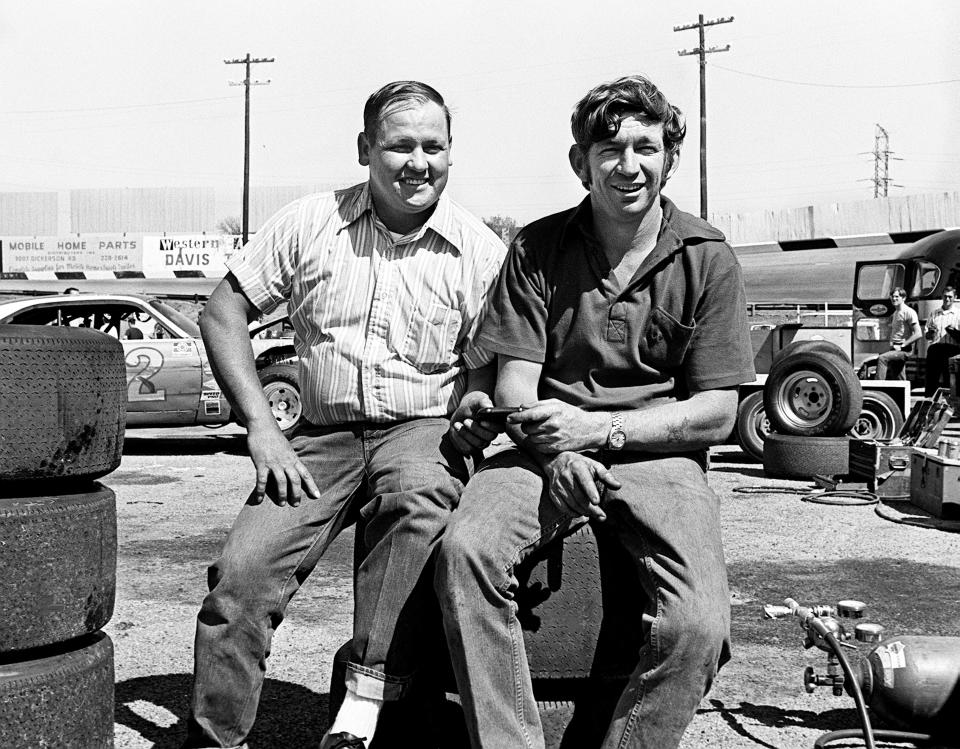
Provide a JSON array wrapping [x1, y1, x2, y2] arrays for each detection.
[[0, 324, 126, 482], [0, 632, 114, 749], [773, 338, 851, 365], [763, 433, 852, 479], [849, 391, 904, 441], [257, 363, 303, 437], [764, 349, 863, 437], [735, 391, 770, 462], [0, 484, 116, 653]]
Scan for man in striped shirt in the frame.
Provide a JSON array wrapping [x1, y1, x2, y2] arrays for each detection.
[[183, 81, 505, 749]]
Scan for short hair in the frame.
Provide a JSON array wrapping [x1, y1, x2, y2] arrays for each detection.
[[945, 286, 957, 296], [891, 287, 907, 298], [570, 74, 685, 154], [363, 81, 451, 141]]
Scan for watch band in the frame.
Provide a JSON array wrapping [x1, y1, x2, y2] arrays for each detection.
[[607, 412, 626, 450]]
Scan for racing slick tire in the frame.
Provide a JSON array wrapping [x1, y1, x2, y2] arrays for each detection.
[[763, 348, 863, 437], [0, 324, 126, 482], [849, 391, 904, 441], [0, 484, 116, 653], [772, 338, 852, 366], [762, 433, 853, 479], [735, 391, 770, 462], [257, 363, 303, 437], [0, 632, 114, 748]]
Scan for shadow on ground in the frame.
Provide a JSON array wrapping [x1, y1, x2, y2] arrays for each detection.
[[115, 673, 328, 748], [703, 699, 859, 749], [122, 434, 246, 457]]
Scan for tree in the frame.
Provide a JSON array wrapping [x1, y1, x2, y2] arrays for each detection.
[[483, 215, 521, 245], [216, 216, 243, 235]]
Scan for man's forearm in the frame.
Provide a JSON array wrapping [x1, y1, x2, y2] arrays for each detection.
[[616, 392, 737, 452]]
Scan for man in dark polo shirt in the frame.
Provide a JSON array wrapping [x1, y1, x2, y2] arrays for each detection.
[[434, 75, 755, 749]]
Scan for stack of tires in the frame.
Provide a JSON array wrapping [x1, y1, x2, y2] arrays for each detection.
[[0, 324, 126, 748], [759, 340, 864, 479]]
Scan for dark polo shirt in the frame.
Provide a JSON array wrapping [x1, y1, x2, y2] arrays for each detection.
[[477, 196, 756, 411]]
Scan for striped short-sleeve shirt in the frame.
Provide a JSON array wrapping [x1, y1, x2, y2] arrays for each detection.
[[226, 182, 506, 425]]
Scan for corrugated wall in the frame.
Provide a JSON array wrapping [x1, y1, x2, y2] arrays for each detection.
[[2, 187, 959, 242], [0, 191, 59, 234], [70, 187, 218, 233]]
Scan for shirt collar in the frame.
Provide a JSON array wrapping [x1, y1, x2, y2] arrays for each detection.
[[339, 182, 462, 254]]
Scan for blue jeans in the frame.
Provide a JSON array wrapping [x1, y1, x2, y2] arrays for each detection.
[[876, 349, 909, 380], [184, 418, 469, 748], [434, 448, 731, 749]]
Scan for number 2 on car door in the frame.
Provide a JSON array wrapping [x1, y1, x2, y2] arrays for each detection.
[[126, 347, 167, 402]]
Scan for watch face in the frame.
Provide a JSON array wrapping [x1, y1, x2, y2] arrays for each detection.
[[610, 431, 626, 449]]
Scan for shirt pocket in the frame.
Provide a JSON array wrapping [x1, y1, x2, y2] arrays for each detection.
[[400, 301, 462, 373], [639, 306, 696, 370]]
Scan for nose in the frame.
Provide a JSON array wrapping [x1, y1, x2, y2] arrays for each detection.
[[406, 148, 428, 172], [616, 150, 641, 177]]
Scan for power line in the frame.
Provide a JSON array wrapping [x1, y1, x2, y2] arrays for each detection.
[[674, 14, 734, 220], [713, 65, 960, 89], [859, 124, 902, 197]]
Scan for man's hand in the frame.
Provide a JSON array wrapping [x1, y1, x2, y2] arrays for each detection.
[[246, 421, 320, 507], [509, 398, 610, 454], [448, 391, 502, 454], [543, 452, 621, 521]]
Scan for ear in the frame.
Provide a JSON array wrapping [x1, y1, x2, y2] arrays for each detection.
[[447, 136, 453, 168], [568, 144, 590, 189], [662, 149, 680, 186], [357, 132, 370, 167]]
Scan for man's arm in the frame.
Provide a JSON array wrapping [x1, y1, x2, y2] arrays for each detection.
[[201, 273, 319, 507], [497, 356, 620, 521], [448, 362, 500, 454], [903, 312, 924, 348]]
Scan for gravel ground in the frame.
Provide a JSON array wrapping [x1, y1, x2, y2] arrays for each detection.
[[107, 425, 960, 749]]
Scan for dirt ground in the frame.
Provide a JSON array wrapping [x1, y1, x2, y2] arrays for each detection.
[[106, 425, 960, 749]]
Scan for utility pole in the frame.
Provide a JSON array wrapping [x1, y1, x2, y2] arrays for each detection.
[[225, 53, 274, 244], [674, 14, 733, 220], [859, 124, 902, 198]]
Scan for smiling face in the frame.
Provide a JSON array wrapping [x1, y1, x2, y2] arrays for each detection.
[[358, 99, 451, 234], [891, 290, 906, 308], [943, 289, 956, 310], [569, 112, 678, 228]]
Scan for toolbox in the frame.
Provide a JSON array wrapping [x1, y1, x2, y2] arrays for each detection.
[[910, 449, 960, 519], [847, 390, 954, 497]]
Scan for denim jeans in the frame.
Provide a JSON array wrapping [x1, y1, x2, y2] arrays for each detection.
[[876, 349, 909, 380], [434, 447, 731, 749], [183, 418, 469, 749]]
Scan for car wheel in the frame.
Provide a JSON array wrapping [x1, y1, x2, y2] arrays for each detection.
[[735, 391, 770, 462], [773, 338, 851, 366], [257, 363, 303, 436], [0, 632, 114, 748], [763, 433, 852, 479], [0, 324, 126, 482], [0, 484, 116, 653], [849, 391, 904, 441], [764, 349, 863, 437]]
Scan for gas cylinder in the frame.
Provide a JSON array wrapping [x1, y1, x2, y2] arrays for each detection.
[[850, 635, 960, 732]]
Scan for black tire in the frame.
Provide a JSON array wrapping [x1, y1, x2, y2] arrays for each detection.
[[763, 433, 852, 479], [849, 391, 904, 441], [773, 338, 851, 366], [0, 483, 116, 653], [0, 324, 126, 482], [764, 349, 863, 437], [257, 363, 303, 436], [0, 632, 114, 748], [735, 391, 770, 462]]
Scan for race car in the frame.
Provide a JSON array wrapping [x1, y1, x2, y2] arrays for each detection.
[[0, 293, 302, 434]]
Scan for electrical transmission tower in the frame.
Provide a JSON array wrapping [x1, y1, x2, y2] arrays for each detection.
[[674, 14, 733, 219], [225, 53, 274, 243], [860, 124, 902, 198]]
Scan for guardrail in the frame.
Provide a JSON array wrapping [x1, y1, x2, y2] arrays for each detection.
[[748, 302, 853, 325]]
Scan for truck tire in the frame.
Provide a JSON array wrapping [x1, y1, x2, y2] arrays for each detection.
[[850, 391, 904, 441], [763, 433, 852, 479], [773, 338, 851, 365], [0, 324, 126, 482], [257, 363, 303, 436], [0, 632, 114, 749], [735, 391, 770, 462], [764, 348, 863, 437], [0, 484, 116, 653]]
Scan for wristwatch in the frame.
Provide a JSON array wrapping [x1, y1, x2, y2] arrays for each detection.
[[607, 412, 626, 451]]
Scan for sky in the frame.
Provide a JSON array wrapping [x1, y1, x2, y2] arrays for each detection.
[[1, 1, 958, 226]]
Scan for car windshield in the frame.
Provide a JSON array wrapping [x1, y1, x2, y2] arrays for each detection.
[[150, 299, 201, 337]]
